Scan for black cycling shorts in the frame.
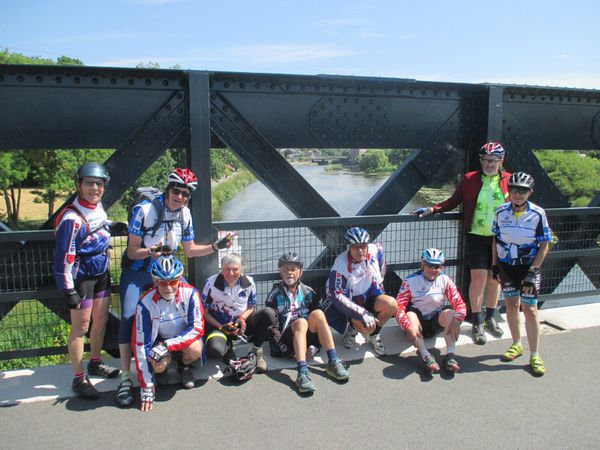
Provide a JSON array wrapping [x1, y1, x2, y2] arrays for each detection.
[[466, 234, 494, 270]]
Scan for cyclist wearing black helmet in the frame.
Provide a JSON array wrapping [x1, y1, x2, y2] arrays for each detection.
[[132, 255, 204, 412], [411, 142, 511, 345], [323, 227, 397, 357], [265, 252, 350, 394], [53, 162, 120, 399], [492, 172, 551, 376]]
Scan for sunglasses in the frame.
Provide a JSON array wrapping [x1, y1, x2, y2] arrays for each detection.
[[83, 180, 105, 187], [509, 188, 530, 194], [171, 187, 191, 198], [424, 262, 443, 269], [157, 279, 180, 287]]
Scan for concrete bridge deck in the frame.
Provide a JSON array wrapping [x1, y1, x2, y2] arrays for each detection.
[[1, 300, 600, 449]]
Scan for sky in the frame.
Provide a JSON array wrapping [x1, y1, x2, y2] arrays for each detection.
[[2, 0, 599, 90]]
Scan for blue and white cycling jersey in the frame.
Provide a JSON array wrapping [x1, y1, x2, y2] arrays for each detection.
[[122, 194, 194, 272], [492, 201, 552, 266]]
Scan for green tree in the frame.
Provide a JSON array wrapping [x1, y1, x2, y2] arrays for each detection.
[[535, 150, 600, 206], [358, 149, 390, 173], [0, 151, 29, 224], [388, 149, 412, 166]]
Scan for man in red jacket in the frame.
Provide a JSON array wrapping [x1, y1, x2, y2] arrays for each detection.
[[411, 142, 511, 345]]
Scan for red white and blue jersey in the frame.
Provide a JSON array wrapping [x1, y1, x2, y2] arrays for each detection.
[[201, 273, 256, 325], [53, 196, 110, 291], [395, 270, 466, 331], [133, 282, 204, 388], [122, 194, 194, 272], [492, 201, 552, 266], [325, 243, 386, 322]]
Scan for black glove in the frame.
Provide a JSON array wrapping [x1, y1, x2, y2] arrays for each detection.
[[212, 235, 231, 251], [522, 267, 540, 289], [491, 265, 501, 282], [110, 222, 129, 236], [65, 289, 81, 310]]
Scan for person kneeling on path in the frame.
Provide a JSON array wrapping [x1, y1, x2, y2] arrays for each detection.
[[201, 253, 273, 374], [395, 248, 467, 374], [131, 255, 204, 412], [266, 252, 350, 394]]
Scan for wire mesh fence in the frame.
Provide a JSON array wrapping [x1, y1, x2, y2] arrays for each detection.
[[0, 208, 598, 369]]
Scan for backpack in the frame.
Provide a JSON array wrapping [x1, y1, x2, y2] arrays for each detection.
[[53, 203, 107, 238], [128, 187, 185, 238]]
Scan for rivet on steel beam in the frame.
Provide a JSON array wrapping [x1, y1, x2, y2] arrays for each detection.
[[270, 83, 276, 89], [240, 82, 245, 89], [110, 78, 116, 85], [36, 76, 43, 82], [132, 140, 137, 145], [177, 93, 183, 99], [55, 76, 62, 83], [224, 82, 230, 88], [145, 79, 152, 86], [336, 105, 342, 111], [162, 80, 169, 86]]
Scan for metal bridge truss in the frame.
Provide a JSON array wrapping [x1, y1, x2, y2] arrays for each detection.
[[1, 64, 599, 360]]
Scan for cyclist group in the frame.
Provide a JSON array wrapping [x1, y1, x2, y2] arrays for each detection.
[[54, 140, 551, 411]]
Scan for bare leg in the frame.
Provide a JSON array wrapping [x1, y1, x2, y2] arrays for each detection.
[[89, 297, 111, 359], [469, 269, 488, 314], [292, 319, 309, 361], [505, 296, 521, 343], [68, 308, 92, 373], [308, 310, 334, 351], [522, 304, 540, 353]]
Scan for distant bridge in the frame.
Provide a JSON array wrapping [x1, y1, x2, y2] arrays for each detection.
[[310, 156, 350, 165]]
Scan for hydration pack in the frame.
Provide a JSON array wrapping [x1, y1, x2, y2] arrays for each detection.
[[228, 351, 257, 382], [128, 187, 184, 238]]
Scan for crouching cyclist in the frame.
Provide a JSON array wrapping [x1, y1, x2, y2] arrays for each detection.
[[323, 227, 397, 356], [395, 249, 467, 374], [266, 252, 349, 394], [131, 255, 204, 412]]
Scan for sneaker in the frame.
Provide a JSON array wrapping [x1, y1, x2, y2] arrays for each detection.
[[484, 316, 504, 338], [530, 354, 546, 376], [343, 326, 358, 349], [444, 353, 460, 372], [366, 333, 386, 356], [255, 347, 268, 374], [115, 379, 133, 407], [72, 376, 99, 400], [501, 343, 524, 362], [471, 323, 487, 345], [87, 360, 119, 378], [180, 365, 195, 389], [326, 359, 350, 381], [424, 355, 440, 374], [296, 371, 316, 394], [154, 369, 169, 386]]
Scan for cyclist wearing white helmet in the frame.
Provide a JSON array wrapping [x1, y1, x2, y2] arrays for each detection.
[[132, 255, 204, 412], [265, 252, 350, 394], [53, 162, 120, 400], [395, 249, 467, 374], [323, 227, 397, 357], [411, 141, 511, 345], [117, 167, 232, 406], [492, 172, 551, 376]]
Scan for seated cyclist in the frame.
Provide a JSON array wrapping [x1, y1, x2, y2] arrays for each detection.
[[201, 253, 275, 374], [323, 227, 397, 356], [395, 249, 467, 374], [132, 255, 204, 412], [265, 252, 350, 394]]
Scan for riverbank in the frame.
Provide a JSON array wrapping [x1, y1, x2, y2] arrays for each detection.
[[211, 169, 256, 220]]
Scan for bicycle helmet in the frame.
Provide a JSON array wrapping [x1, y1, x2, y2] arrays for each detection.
[[151, 255, 184, 281], [479, 142, 505, 159], [508, 172, 534, 189], [75, 162, 110, 185], [421, 248, 446, 265], [228, 352, 257, 382], [168, 168, 198, 191], [278, 252, 303, 268], [344, 227, 370, 245]]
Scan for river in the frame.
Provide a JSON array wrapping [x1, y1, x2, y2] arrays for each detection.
[[223, 164, 418, 221]]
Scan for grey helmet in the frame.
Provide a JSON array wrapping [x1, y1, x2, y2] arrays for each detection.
[[508, 172, 534, 189], [76, 162, 110, 185], [278, 252, 303, 268]]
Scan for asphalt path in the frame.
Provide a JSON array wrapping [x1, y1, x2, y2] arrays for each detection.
[[1, 327, 599, 449]]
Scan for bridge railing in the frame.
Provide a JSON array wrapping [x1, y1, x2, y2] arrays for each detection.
[[1, 208, 599, 369]]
